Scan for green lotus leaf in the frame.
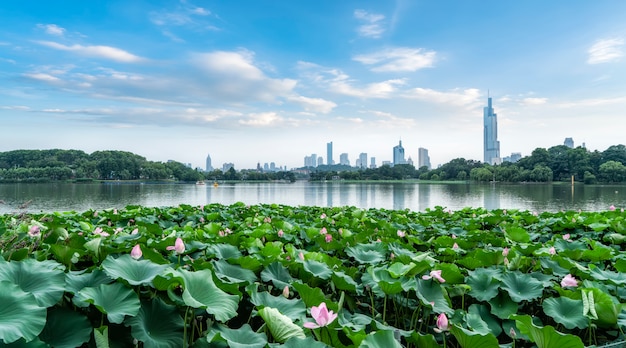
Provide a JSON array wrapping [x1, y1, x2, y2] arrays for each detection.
[[0, 281, 47, 344], [303, 260, 332, 280], [101, 254, 170, 287], [206, 243, 242, 260], [588, 265, 626, 285], [75, 282, 141, 324], [406, 331, 439, 348], [258, 307, 305, 343], [457, 249, 500, 269], [449, 325, 500, 348], [291, 282, 328, 309], [511, 314, 584, 348], [542, 297, 587, 330], [488, 292, 518, 319], [346, 244, 386, 264], [467, 268, 501, 301], [249, 290, 306, 320], [93, 326, 110, 348], [387, 262, 416, 278], [436, 263, 465, 284], [38, 308, 92, 348], [468, 304, 502, 337], [124, 298, 184, 348], [260, 262, 294, 289], [0, 337, 49, 347], [539, 258, 570, 276], [358, 330, 403, 348], [282, 336, 329, 348], [331, 271, 359, 293], [211, 259, 258, 284], [172, 268, 240, 322], [587, 287, 620, 327], [500, 271, 544, 302], [214, 324, 267, 348], [415, 278, 453, 315], [0, 258, 65, 308]]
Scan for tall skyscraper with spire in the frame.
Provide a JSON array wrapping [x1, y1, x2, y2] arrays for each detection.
[[393, 140, 406, 166], [483, 97, 500, 165]]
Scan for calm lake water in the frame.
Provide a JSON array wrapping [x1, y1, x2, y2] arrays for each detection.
[[0, 181, 625, 214]]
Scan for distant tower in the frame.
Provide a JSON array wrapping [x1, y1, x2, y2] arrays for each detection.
[[418, 147, 431, 169], [564, 137, 574, 148], [327, 142, 334, 165], [205, 154, 213, 172], [339, 153, 350, 166], [483, 97, 501, 165], [393, 140, 406, 166], [358, 153, 367, 169]]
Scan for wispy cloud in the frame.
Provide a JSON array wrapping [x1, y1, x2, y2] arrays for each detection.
[[403, 87, 481, 107], [22, 73, 61, 82], [353, 47, 436, 72], [587, 38, 624, 64], [521, 97, 548, 106], [37, 24, 66, 36], [238, 112, 282, 126], [354, 9, 385, 38], [287, 95, 337, 114], [36, 41, 145, 63]]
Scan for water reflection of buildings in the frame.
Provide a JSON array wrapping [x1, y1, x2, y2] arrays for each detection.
[[483, 184, 501, 210], [418, 184, 431, 211]]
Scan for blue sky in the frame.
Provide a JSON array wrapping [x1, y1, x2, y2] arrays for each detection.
[[1, 1, 625, 170]]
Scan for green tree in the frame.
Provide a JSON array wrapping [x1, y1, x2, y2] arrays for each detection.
[[599, 160, 626, 183]]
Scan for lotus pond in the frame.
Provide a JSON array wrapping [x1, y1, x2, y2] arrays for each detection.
[[1, 203, 626, 347]]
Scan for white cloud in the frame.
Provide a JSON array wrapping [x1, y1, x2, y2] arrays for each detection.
[[287, 95, 337, 114], [36, 41, 144, 63], [239, 112, 282, 126], [588, 38, 624, 64], [354, 9, 385, 38], [403, 87, 481, 107], [22, 73, 61, 82], [521, 97, 548, 106], [331, 77, 406, 98], [37, 24, 66, 36], [557, 96, 626, 108], [0, 105, 30, 110], [353, 47, 436, 72]]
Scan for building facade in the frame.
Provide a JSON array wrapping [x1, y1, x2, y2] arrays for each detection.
[[418, 147, 431, 169], [483, 97, 501, 165], [393, 140, 406, 166], [327, 142, 334, 165], [564, 137, 574, 148], [205, 154, 213, 172], [339, 153, 350, 166], [358, 153, 367, 169]]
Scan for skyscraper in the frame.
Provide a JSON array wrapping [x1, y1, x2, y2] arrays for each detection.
[[327, 142, 334, 165], [339, 153, 350, 166], [564, 137, 574, 148], [483, 97, 501, 165], [418, 147, 431, 169], [205, 154, 213, 172], [393, 140, 406, 166], [358, 153, 367, 169]]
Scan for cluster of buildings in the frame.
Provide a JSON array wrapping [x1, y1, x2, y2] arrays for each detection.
[[201, 97, 578, 173]]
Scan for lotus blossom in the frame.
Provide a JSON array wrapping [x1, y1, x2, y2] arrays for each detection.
[[502, 247, 509, 257], [282, 286, 290, 298], [563, 233, 570, 240], [93, 227, 110, 237], [131, 228, 139, 235], [397, 230, 406, 238], [561, 274, 578, 287], [433, 313, 449, 333], [28, 225, 41, 237], [298, 252, 305, 260], [320, 213, 327, 219], [303, 303, 337, 329], [167, 237, 185, 254], [548, 247, 556, 255], [609, 205, 616, 211], [320, 227, 327, 235], [452, 243, 459, 249], [277, 230, 284, 237], [130, 244, 142, 259], [423, 270, 446, 283], [325, 234, 332, 243]]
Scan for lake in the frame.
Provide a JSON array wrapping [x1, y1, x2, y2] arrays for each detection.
[[0, 181, 624, 214]]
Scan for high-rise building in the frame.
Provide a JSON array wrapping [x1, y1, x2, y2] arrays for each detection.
[[358, 153, 367, 169], [222, 163, 234, 172], [304, 154, 318, 167], [564, 137, 574, 148], [393, 140, 406, 166], [370, 157, 376, 169], [339, 153, 350, 166], [205, 154, 213, 172], [317, 156, 324, 166], [483, 97, 501, 165], [327, 142, 334, 165], [418, 147, 431, 169]]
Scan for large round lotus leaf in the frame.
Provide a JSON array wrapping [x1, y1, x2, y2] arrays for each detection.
[[38, 308, 92, 348], [542, 297, 587, 330], [0, 258, 65, 307], [125, 298, 184, 348], [258, 307, 305, 343], [511, 314, 584, 348], [500, 271, 545, 302], [0, 281, 47, 344], [75, 282, 141, 324], [358, 330, 403, 348], [102, 254, 170, 286], [261, 262, 294, 289], [215, 324, 268, 348], [249, 291, 306, 320], [467, 268, 501, 302], [449, 325, 500, 348]]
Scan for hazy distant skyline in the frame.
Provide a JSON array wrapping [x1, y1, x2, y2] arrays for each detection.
[[1, 1, 625, 170]]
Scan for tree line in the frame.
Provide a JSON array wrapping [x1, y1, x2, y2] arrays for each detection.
[[309, 144, 626, 183]]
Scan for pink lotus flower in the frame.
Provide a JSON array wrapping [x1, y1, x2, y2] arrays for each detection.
[[303, 303, 337, 329], [298, 252, 305, 260], [502, 247, 509, 257], [277, 230, 284, 237], [320, 227, 327, 235], [397, 230, 406, 238], [563, 233, 570, 240], [130, 244, 142, 260], [325, 234, 332, 243], [609, 205, 616, 211], [28, 225, 41, 237], [264, 217, 272, 223], [433, 313, 449, 333], [451, 234, 457, 239], [320, 213, 327, 219], [131, 228, 139, 235], [561, 274, 578, 287], [282, 286, 290, 298], [93, 227, 110, 237], [423, 270, 446, 283], [452, 243, 459, 249], [167, 237, 185, 254], [549, 247, 556, 255]]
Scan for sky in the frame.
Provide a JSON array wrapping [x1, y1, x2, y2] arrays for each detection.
[[1, 1, 626, 170]]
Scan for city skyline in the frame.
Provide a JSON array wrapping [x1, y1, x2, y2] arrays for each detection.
[[1, 1, 626, 170]]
